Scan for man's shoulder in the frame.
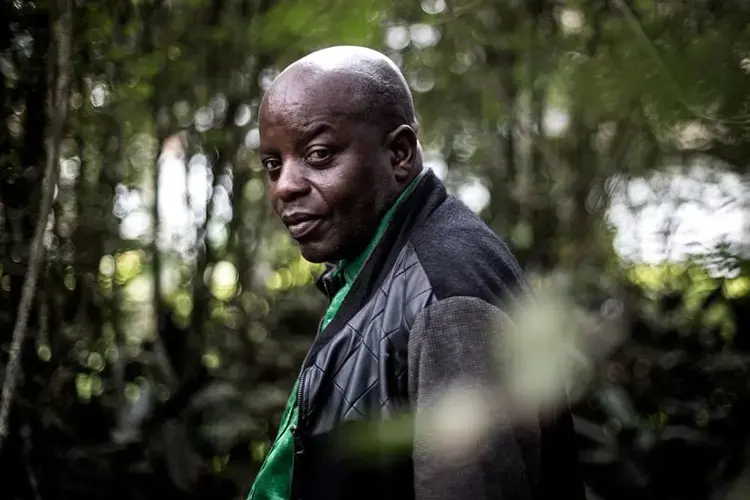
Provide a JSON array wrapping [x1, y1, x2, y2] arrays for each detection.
[[407, 194, 527, 305]]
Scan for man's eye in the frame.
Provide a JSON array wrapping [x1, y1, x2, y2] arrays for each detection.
[[306, 148, 331, 163], [262, 158, 281, 171]]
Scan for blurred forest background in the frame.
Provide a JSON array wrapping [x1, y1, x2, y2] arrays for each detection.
[[2, 0, 750, 499]]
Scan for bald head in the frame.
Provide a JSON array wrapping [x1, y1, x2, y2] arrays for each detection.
[[259, 46, 423, 263], [262, 46, 417, 133]]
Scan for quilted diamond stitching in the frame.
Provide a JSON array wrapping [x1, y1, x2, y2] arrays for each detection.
[[328, 322, 369, 380], [305, 245, 436, 431], [344, 378, 380, 418], [330, 376, 363, 416], [347, 320, 380, 362]]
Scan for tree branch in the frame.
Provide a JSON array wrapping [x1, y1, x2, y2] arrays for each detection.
[[0, 0, 73, 452]]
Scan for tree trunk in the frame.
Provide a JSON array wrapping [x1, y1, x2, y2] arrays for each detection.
[[0, 0, 74, 452]]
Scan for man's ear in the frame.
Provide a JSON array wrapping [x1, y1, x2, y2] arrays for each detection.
[[385, 125, 418, 182]]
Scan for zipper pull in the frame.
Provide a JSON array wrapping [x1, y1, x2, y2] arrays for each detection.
[[290, 425, 305, 500], [291, 425, 304, 455]]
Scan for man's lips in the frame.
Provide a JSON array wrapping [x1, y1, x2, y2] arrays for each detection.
[[282, 213, 325, 239]]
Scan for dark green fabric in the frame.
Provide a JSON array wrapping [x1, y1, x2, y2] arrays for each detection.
[[246, 379, 299, 500], [247, 170, 425, 500]]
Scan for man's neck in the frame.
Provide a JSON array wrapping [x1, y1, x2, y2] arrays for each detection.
[[337, 167, 427, 284]]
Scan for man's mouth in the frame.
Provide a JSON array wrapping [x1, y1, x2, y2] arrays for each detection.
[[282, 213, 325, 240]]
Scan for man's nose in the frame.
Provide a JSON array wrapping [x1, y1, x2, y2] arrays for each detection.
[[274, 161, 310, 202]]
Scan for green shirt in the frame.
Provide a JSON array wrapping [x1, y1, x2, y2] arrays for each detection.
[[247, 171, 425, 500]]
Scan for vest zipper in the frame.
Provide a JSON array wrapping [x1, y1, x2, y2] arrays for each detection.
[[291, 281, 329, 497], [295, 368, 307, 431], [290, 370, 306, 500], [291, 254, 358, 497], [291, 422, 304, 456]]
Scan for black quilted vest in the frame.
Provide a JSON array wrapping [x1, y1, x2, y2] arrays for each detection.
[[288, 170, 578, 500], [290, 173, 445, 500]]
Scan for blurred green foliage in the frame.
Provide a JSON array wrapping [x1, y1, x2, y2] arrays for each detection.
[[1, 0, 750, 499]]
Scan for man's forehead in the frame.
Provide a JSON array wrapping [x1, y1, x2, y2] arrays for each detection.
[[262, 69, 367, 120]]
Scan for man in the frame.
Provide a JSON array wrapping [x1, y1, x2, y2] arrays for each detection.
[[248, 46, 585, 500]]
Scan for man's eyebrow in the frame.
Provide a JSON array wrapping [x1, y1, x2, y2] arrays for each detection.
[[300, 121, 336, 140]]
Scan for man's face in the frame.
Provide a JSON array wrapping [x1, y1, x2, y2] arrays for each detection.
[[259, 70, 397, 263]]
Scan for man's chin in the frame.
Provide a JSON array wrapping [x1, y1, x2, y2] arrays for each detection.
[[298, 241, 335, 264]]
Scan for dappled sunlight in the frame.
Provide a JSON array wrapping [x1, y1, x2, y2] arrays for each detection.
[[609, 164, 748, 265]]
